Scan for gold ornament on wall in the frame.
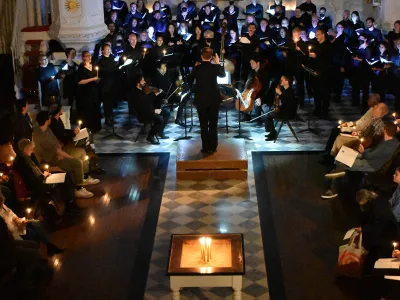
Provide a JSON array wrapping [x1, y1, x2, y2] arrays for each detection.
[[64, 0, 80, 12]]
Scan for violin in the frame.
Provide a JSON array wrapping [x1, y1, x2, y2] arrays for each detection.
[[235, 76, 262, 113], [143, 83, 162, 95]]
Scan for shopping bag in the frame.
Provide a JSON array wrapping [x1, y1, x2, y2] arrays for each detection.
[[336, 231, 368, 278]]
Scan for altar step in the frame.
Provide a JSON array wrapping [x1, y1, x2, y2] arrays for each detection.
[[176, 139, 248, 180]]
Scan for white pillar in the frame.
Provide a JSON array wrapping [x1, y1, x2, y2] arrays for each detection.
[[381, 0, 400, 31], [35, 0, 42, 26], [26, 0, 35, 27], [51, 0, 108, 52]]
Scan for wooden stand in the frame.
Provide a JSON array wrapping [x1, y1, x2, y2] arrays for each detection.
[[176, 139, 248, 180]]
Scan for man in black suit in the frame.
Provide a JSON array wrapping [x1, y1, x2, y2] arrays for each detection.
[[188, 47, 225, 153], [132, 75, 170, 144]]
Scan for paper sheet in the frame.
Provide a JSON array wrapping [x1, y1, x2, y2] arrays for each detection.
[[45, 173, 66, 184], [384, 275, 400, 281], [239, 37, 251, 44], [335, 146, 359, 167], [73, 128, 89, 142], [375, 258, 400, 269], [343, 228, 356, 240]]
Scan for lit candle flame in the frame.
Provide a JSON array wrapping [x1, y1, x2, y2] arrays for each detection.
[[360, 138, 364, 143], [78, 120, 82, 126], [0, 173, 3, 177], [9, 156, 14, 161], [394, 242, 398, 250], [95, 66, 99, 71], [308, 46, 312, 50], [84, 155, 89, 161], [163, 50, 166, 55], [123, 56, 127, 61], [338, 120, 342, 125], [44, 164, 49, 170], [27, 208, 32, 214], [393, 112, 397, 117], [89, 215, 95, 225]]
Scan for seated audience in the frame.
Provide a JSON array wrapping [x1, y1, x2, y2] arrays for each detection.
[[389, 167, 400, 223], [13, 139, 74, 216], [32, 111, 99, 199], [0, 188, 64, 256], [13, 99, 33, 151], [323, 122, 399, 198], [355, 189, 399, 274]]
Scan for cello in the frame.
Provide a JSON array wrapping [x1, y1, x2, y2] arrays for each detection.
[[235, 76, 262, 114]]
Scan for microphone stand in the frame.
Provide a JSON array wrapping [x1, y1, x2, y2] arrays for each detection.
[[233, 89, 252, 140]]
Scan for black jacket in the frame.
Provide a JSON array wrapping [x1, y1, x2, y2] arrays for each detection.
[[188, 61, 225, 106], [14, 113, 32, 144]]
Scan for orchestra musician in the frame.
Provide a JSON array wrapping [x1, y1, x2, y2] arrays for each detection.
[[265, 74, 297, 141], [132, 75, 171, 144], [188, 47, 225, 153]]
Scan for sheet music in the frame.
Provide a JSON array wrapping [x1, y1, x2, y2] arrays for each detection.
[[45, 173, 66, 184], [239, 37, 251, 44], [380, 57, 393, 64], [366, 59, 379, 65], [384, 276, 400, 281], [73, 128, 89, 142], [375, 258, 400, 269], [335, 146, 359, 167]]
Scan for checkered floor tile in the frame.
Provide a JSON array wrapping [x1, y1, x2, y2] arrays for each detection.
[[144, 155, 270, 300]]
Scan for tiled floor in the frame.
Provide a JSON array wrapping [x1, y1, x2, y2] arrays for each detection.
[[93, 95, 370, 154], [144, 153, 270, 300]]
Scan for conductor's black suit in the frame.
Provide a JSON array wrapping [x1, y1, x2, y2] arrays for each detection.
[[188, 61, 225, 152]]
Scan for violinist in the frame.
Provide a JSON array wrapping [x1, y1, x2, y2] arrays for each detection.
[[132, 74, 171, 144], [265, 75, 296, 141]]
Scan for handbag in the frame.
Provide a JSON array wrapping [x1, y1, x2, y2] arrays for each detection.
[[336, 231, 369, 278]]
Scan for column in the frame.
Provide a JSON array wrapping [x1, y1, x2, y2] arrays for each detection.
[[35, 0, 42, 26], [381, 0, 400, 31], [51, 0, 108, 52], [26, 0, 35, 27]]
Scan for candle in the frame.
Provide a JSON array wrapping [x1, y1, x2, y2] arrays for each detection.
[[9, 156, 14, 161], [78, 120, 82, 128], [123, 56, 127, 62], [163, 50, 166, 56], [393, 112, 397, 118], [199, 237, 205, 261], [308, 45, 312, 55], [353, 126, 356, 130], [26, 208, 31, 214], [360, 138, 364, 143], [84, 155, 89, 161], [338, 120, 342, 125], [95, 66, 99, 77], [393, 242, 398, 251], [0, 173, 3, 177], [206, 237, 212, 261]]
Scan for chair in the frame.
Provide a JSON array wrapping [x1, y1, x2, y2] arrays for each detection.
[[273, 96, 300, 143]]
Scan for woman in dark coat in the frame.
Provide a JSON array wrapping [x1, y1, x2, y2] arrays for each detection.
[[76, 51, 102, 133], [61, 48, 78, 107]]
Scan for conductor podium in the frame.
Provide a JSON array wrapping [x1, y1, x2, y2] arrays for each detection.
[[176, 139, 248, 180]]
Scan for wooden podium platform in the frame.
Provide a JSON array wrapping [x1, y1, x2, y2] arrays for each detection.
[[176, 139, 248, 180]]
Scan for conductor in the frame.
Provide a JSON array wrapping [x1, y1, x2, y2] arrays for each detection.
[[188, 47, 225, 153]]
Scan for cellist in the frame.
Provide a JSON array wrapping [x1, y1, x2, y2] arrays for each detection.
[[265, 74, 297, 141], [241, 56, 269, 126]]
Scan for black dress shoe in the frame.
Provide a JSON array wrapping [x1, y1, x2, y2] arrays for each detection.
[[47, 243, 65, 256], [265, 132, 277, 141], [175, 119, 185, 127], [146, 135, 160, 145]]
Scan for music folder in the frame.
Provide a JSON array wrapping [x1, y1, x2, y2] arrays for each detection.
[[335, 146, 358, 167], [45, 173, 66, 184], [217, 71, 231, 85]]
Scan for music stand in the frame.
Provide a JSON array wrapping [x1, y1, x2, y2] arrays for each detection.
[[297, 64, 321, 136], [103, 108, 124, 140], [174, 91, 193, 141], [233, 89, 252, 140]]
